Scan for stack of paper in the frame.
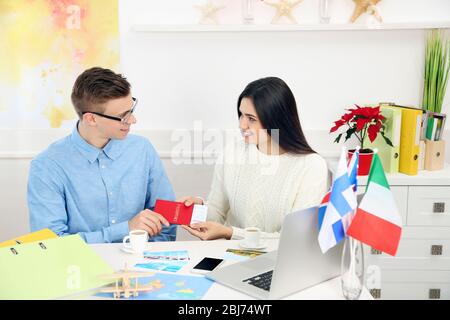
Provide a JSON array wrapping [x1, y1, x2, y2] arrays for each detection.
[[425, 112, 446, 141]]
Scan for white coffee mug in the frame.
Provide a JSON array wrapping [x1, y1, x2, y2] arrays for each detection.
[[244, 227, 261, 248], [123, 230, 149, 254]]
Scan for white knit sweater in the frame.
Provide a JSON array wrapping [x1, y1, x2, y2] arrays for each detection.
[[206, 140, 329, 240]]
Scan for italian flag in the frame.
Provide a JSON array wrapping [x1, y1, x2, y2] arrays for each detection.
[[347, 153, 402, 256]]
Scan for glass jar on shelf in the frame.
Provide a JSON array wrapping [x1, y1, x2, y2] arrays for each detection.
[[319, 0, 332, 24], [242, 0, 254, 24]]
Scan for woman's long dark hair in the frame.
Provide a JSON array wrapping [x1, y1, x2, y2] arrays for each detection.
[[237, 77, 316, 155]]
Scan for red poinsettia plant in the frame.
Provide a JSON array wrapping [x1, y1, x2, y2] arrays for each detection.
[[330, 105, 393, 152]]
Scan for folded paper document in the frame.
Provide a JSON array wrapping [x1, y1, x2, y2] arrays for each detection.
[[223, 248, 267, 261], [154, 200, 207, 225], [135, 250, 190, 273]]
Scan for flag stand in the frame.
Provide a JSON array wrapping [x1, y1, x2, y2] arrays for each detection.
[[341, 237, 364, 300], [341, 212, 364, 300]]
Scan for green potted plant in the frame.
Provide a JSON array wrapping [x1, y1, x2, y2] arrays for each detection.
[[422, 29, 450, 114], [330, 104, 393, 175], [422, 29, 449, 171]]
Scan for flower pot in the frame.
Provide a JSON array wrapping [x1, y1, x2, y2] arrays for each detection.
[[348, 149, 374, 176]]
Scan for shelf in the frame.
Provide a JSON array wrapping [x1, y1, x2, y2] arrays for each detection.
[[132, 22, 450, 33], [356, 164, 450, 186], [327, 159, 450, 186]]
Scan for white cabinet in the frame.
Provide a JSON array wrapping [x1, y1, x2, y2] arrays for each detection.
[[407, 187, 450, 227], [359, 166, 450, 300], [371, 270, 450, 300]]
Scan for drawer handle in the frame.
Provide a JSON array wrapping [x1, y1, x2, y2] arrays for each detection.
[[429, 289, 441, 299], [431, 245, 443, 256], [370, 289, 381, 299], [433, 202, 445, 213], [371, 248, 382, 255]]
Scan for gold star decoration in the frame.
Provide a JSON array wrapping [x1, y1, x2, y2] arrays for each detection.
[[350, 0, 382, 23], [194, 0, 225, 25], [263, 0, 304, 24]]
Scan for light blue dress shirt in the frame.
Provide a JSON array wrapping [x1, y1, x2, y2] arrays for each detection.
[[28, 124, 176, 243]]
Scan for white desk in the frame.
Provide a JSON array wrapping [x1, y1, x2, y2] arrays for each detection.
[[89, 239, 373, 300]]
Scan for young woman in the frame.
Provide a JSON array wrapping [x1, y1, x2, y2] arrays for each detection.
[[179, 77, 328, 241]]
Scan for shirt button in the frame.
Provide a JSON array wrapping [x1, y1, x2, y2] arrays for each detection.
[[111, 219, 116, 224], [109, 192, 113, 196], [101, 165, 106, 169]]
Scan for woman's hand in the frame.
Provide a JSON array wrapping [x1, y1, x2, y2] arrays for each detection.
[[181, 221, 232, 240], [177, 196, 204, 206]]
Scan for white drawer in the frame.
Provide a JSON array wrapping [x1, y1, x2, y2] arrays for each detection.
[[363, 227, 450, 266], [364, 238, 450, 259], [373, 282, 450, 300], [358, 186, 408, 226], [365, 255, 450, 270], [365, 269, 450, 299], [407, 186, 450, 227]]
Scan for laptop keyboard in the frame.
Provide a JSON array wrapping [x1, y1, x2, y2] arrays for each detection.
[[243, 270, 273, 291]]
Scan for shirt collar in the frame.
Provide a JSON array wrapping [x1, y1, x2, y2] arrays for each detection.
[[103, 137, 125, 161], [71, 122, 125, 163]]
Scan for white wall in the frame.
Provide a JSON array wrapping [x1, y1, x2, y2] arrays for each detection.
[[1, 0, 450, 241], [119, 0, 450, 132]]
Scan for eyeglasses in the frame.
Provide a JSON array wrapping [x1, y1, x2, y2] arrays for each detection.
[[82, 97, 138, 124]]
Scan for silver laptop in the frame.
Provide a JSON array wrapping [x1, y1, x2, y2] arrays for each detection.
[[206, 206, 343, 299]]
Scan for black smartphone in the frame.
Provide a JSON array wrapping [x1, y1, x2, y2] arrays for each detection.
[[191, 257, 224, 274]]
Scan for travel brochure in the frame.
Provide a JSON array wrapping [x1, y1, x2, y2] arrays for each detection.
[[135, 250, 190, 273], [96, 272, 214, 300], [223, 248, 267, 261]]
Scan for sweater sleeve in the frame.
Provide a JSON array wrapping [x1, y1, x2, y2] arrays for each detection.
[[206, 155, 230, 224], [292, 155, 329, 211]]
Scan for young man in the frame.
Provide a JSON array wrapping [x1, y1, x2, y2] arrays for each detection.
[[28, 67, 176, 243]]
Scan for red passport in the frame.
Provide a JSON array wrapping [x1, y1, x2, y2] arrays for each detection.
[[154, 199, 207, 225]]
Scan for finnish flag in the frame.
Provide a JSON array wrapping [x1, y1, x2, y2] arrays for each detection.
[[318, 147, 358, 253]]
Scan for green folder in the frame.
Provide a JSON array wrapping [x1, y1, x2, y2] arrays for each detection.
[[426, 117, 435, 140], [366, 106, 402, 174], [0, 235, 113, 299]]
